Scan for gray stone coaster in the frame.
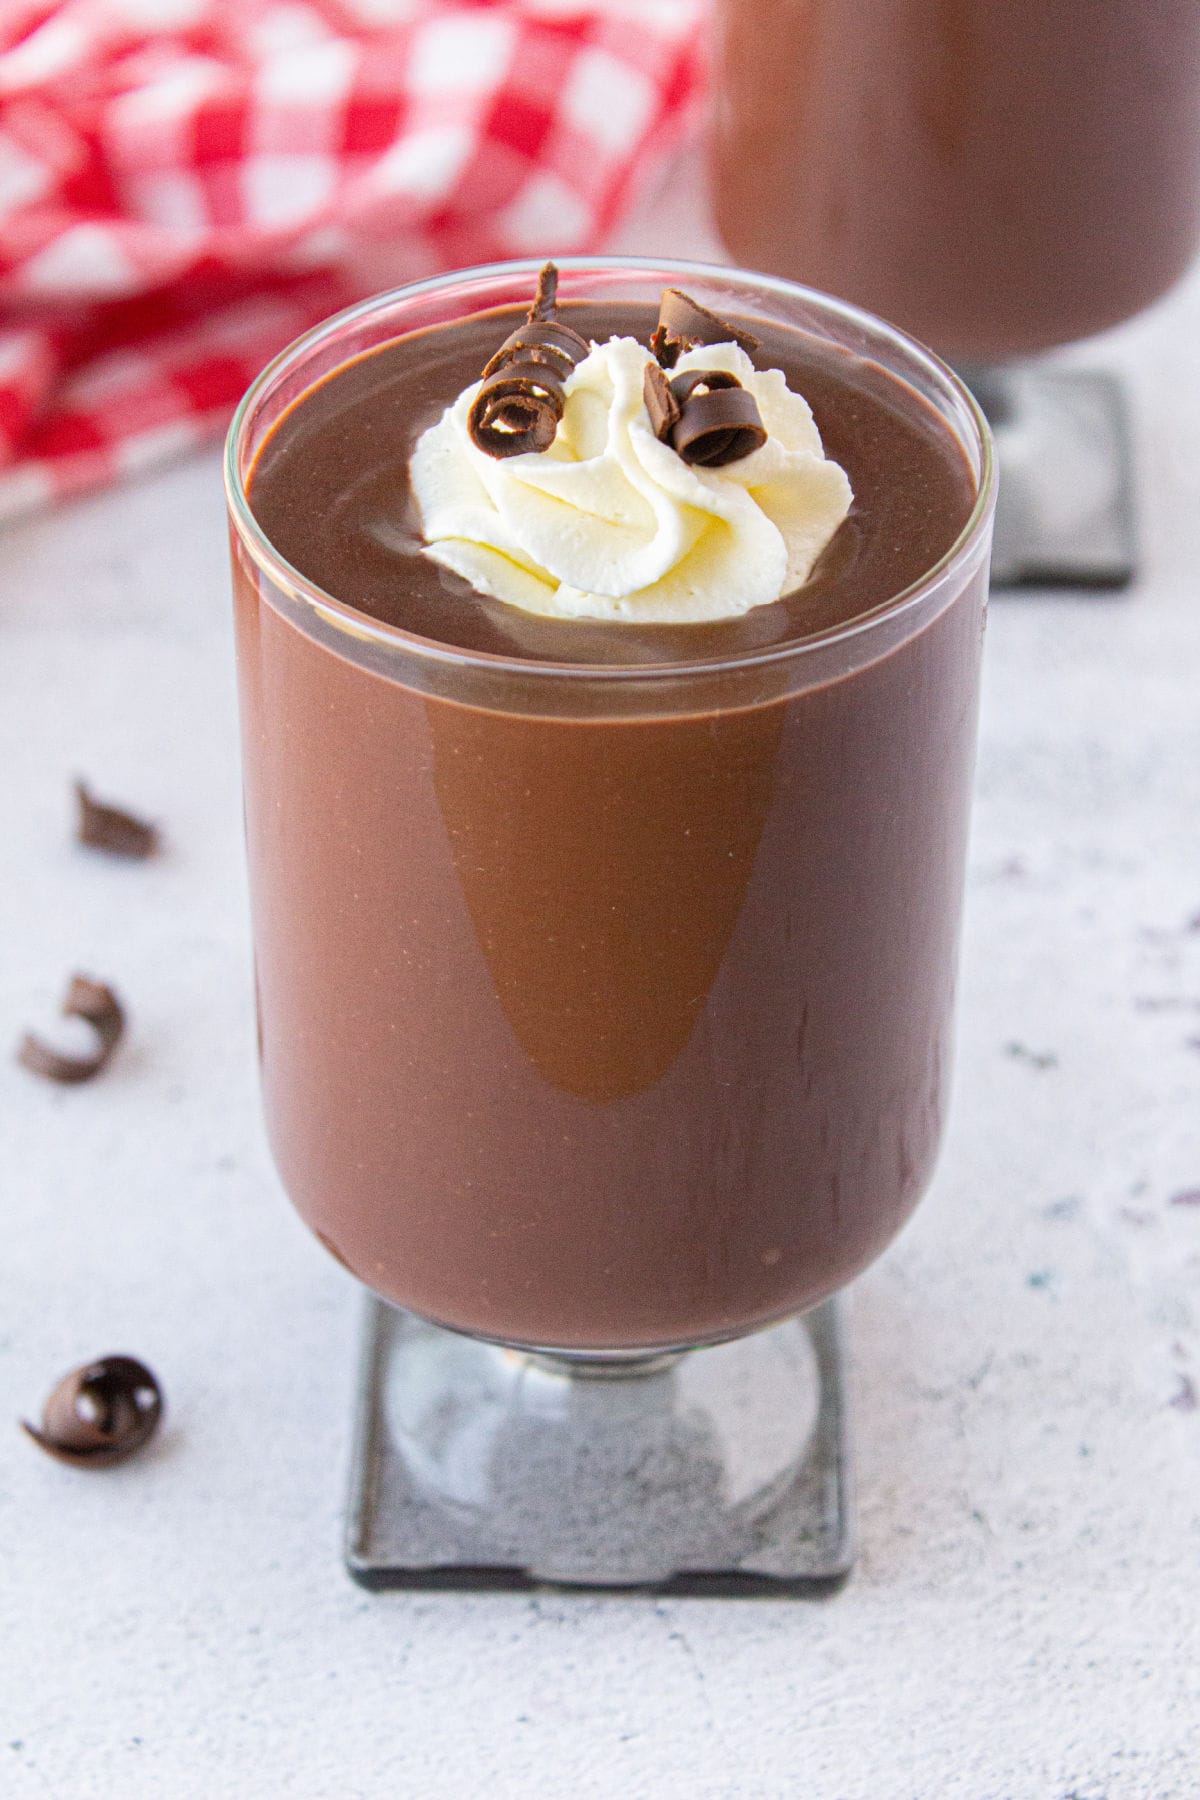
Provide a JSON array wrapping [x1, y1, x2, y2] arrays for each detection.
[[345, 1299, 853, 1595], [964, 365, 1137, 588]]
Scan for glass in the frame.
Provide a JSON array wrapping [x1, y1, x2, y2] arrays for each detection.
[[226, 258, 995, 1587], [710, 0, 1200, 585]]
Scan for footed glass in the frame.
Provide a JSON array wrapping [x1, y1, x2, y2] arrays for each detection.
[[711, 0, 1200, 586], [226, 259, 994, 1589]]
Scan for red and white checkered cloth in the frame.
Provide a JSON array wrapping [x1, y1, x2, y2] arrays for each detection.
[[0, 0, 704, 519]]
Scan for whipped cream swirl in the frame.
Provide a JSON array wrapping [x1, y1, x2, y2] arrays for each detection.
[[410, 335, 853, 623]]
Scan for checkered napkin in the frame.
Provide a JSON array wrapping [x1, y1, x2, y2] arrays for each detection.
[[0, 0, 704, 520]]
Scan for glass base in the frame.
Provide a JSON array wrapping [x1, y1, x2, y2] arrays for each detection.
[[961, 364, 1136, 588], [345, 1299, 853, 1593]]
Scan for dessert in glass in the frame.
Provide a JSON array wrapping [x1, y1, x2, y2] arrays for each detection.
[[711, 0, 1200, 584], [226, 258, 994, 1587]]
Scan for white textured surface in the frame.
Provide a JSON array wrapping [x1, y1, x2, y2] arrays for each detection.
[[2, 163, 1200, 1800]]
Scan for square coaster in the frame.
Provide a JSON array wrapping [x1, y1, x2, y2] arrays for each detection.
[[345, 1299, 853, 1595], [975, 366, 1137, 588]]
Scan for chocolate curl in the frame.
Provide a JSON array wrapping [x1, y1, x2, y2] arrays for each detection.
[[468, 369, 562, 457], [648, 366, 768, 468], [528, 260, 560, 321], [652, 288, 762, 367], [468, 261, 589, 459], [74, 779, 159, 859], [22, 1356, 163, 1469], [479, 319, 591, 383], [17, 974, 125, 1084], [643, 361, 681, 438], [649, 323, 681, 371]]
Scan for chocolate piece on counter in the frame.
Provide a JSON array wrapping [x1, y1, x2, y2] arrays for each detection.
[[21, 1356, 163, 1468], [17, 974, 125, 1084], [658, 368, 768, 468], [653, 288, 762, 365], [74, 779, 159, 859], [469, 261, 589, 459]]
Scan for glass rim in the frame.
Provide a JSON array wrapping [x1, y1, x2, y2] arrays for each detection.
[[224, 254, 996, 687]]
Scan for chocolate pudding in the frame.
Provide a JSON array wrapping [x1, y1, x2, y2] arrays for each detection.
[[232, 285, 987, 1351], [711, 1, 1200, 363]]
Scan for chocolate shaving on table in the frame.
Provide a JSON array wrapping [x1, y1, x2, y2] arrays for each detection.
[[648, 367, 768, 468], [17, 974, 125, 1084], [468, 261, 589, 459], [22, 1356, 162, 1468], [74, 779, 159, 859], [652, 288, 762, 367]]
